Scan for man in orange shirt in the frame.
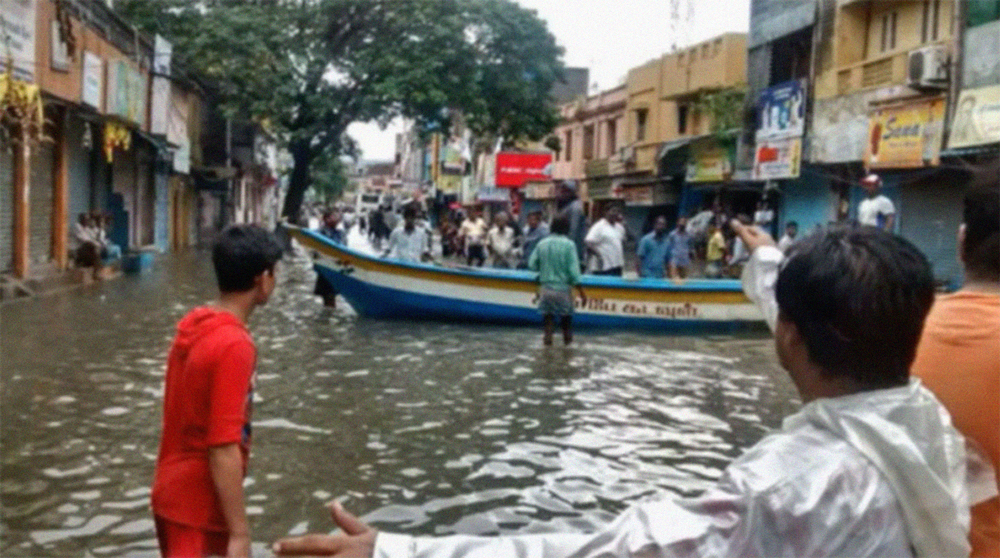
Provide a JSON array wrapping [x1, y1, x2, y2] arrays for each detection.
[[912, 181, 999, 557]]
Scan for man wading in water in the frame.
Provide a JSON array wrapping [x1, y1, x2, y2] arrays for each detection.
[[273, 223, 979, 558]]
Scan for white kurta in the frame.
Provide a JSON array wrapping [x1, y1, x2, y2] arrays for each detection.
[[370, 246, 976, 558]]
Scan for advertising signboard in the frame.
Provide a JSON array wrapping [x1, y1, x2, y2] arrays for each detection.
[[757, 80, 806, 141], [865, 98, 945, 168], [106, 60, 147, 126], [151, 77, 170, 135], [752, 137, 802, 180], [495, 152, 552, 188], [948, 85, 1000, 149], [686, 139, 733, 183], [1, 0, 36, 82]]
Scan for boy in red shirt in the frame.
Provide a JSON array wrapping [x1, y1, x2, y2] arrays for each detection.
[[152, 224, 282, 558]]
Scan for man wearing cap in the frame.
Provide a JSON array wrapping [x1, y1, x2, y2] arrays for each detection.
[[858, 173, 896, 231], [556, 180, 588, 268]]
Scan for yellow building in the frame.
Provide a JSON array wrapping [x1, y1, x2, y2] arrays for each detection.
[[623, 33, 748, 177], [811, 0, 955, 164]]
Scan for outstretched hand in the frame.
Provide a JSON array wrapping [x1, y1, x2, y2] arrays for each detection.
[[730, 220, 777, 252], [272, 502, 377, 557]]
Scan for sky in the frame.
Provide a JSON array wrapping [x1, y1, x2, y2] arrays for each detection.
[[348, 0, 751, 162]]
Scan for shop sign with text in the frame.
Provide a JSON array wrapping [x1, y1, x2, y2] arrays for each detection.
[[0, 0, 36, 82], [495, 152, 552, 188], [753, 137, 801, 180], [865, 98, 945, 168]]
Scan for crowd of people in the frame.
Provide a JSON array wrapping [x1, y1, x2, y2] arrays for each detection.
[[150, 168, 998, 558]]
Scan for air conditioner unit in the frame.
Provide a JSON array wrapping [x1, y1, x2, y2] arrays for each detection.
[[907, 45, 949, 89], [621, 145, 635, 164]]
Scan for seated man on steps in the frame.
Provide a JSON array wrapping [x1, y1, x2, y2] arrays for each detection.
[[273, 223, 983, 558]]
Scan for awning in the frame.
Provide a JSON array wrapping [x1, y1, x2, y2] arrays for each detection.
[[657, 137, 696, 162]]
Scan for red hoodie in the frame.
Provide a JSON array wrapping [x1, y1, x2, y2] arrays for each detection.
[[151, 307, 256, 532]]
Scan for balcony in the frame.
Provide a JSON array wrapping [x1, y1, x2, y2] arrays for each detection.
[[833, 51, 907, 96]]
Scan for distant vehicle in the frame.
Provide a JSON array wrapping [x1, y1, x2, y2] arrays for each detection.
[[356, 191, 383, 216]]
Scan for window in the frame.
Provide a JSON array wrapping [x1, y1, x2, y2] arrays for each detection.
[[583, 125, 595, 160], [635, 109, 648, 142], [921, 0, 941, 43], [881, 11, 898, 52], [606, 120, 617, 157], [702, 44, 710, 59], [678, 104, 689, 134], [564, 130, 573, 161]]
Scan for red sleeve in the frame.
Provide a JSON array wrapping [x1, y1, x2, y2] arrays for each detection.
[[205, 337, 256, 447]]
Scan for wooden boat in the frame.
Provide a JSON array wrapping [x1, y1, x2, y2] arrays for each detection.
[[289, 226, 765, 332]]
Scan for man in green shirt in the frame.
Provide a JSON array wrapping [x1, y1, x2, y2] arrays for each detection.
[[528, 214, 587, 346]]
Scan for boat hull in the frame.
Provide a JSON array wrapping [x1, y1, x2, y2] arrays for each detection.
[[291, 227, 764, 332]]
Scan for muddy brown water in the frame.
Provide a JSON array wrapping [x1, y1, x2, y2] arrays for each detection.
[[0, 248, 797, 556]]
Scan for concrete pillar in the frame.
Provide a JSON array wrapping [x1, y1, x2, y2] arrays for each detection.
[[52, 108, 69, 270], [13, 130, 30, 279]]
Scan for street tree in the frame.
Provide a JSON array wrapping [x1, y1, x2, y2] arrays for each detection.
[[116, 0, 564, 222]]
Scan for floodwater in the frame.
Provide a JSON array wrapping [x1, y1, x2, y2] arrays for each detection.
[[0, 243, 797, 557]]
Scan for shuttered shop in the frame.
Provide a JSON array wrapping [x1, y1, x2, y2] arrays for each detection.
[[1, 137, 13, 273], [900, 182, 963, 288], [28, 142, 55, 268]]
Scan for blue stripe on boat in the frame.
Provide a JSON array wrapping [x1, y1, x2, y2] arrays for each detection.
[[316, 264, 757, 334]]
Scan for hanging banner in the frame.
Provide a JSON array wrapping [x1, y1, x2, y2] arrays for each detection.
[[865, 97, 945, 168], [0, 0, 37, 82], [81, 51, 103, 108], [753, 137, 802, 180], [756, 80, 806, 140], [948, 85, 1000, 149]]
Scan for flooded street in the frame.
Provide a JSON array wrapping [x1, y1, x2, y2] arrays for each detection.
[[1, 249, 797, 557]]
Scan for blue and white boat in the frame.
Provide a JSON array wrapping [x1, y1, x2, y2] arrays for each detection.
[[289, 226, 764, 332]]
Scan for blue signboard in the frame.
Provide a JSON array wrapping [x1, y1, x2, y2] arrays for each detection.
[[757, 80, 806, 140]]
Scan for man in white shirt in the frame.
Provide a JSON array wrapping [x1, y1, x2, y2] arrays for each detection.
[[274, 222, 981, 558], [486, 212, 517, 269], [458, 207, 488, 267], [384, 205, 430, 264], [857, 173, 896, 231], [584, 206, 626, 276]]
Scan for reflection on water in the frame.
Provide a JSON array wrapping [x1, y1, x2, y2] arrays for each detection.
[[0, 249, 797, 556]]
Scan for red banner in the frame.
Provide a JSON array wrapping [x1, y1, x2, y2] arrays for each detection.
[[495, 152, 552, 188]]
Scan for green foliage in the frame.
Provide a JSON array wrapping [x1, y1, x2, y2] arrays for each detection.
[[309, 149, 350, 205], [692, 87, 746, 135], [544, 135, 561, 155], [115, 0, 565, 220]]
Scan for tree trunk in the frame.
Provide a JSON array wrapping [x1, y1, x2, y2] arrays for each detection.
[[281, 140, 314, 224]]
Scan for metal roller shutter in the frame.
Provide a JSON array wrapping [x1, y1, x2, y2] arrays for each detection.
[[0, 137, 13, 273], [29, 141, 55, 268], [899, 183, 963, 288]]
